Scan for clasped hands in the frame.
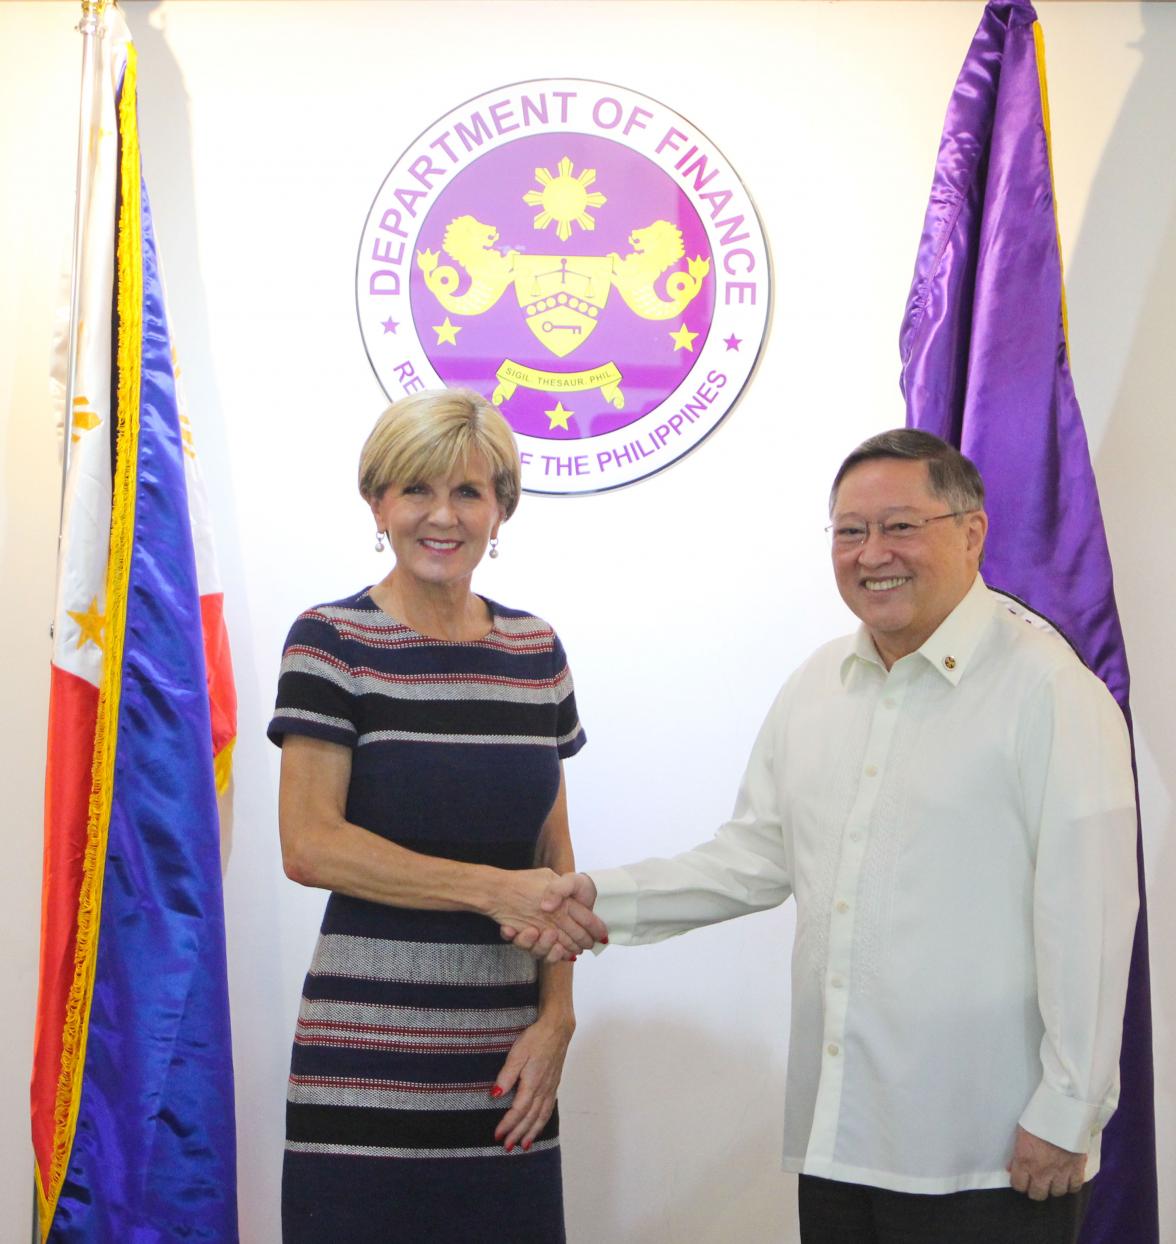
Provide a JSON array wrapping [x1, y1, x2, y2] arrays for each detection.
[[494, 877, 1089, 1199], [496, 871, 607, 962]]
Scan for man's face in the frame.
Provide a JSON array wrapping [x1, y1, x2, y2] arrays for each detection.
[[831, 458, 987, 667]]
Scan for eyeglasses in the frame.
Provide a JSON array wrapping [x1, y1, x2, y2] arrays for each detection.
[[825, 511, 972, 549]]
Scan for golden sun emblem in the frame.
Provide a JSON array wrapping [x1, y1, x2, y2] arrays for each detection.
[[523, 157, 607, 243]]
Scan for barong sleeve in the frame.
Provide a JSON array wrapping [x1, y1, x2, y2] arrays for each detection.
[[1016, 661, 1139, 1154], [591, 689, 793, 945]]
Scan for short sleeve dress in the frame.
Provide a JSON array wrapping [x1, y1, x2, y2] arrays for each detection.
[[268, 589, 586, 1244]]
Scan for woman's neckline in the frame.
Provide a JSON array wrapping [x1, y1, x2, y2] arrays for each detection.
[[362, 586, 500, 644]]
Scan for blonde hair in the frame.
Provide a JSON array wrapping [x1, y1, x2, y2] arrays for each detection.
[[358, 389, 522, 518]]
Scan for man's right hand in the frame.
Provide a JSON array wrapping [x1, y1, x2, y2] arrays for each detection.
[[1007, 1126, 1086, 1200], [501, 872, 608, 962]]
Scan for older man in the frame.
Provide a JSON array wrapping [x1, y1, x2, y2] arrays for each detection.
[[512, 430, 1139, 1243]]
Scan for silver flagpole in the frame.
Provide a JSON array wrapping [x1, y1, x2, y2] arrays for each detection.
[[39, 9, 107, 1241], [57, 0, 107, 554]]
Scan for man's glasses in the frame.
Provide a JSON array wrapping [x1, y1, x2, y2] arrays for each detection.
[[825, 511, 972, 549]]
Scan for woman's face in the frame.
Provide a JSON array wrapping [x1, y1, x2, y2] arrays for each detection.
[[370, 452, 503, 591]]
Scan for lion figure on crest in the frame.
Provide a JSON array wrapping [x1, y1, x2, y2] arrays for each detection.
[[608, 221, 711, 321], [417, 215, 518, 315]]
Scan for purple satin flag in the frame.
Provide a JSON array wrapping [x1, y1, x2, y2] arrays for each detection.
[[899, 3, 1157, 1240]]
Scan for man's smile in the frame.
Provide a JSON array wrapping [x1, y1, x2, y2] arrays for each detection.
[[862, 576, 911, 592]]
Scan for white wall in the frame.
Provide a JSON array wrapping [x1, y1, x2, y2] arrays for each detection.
[[2, 3, 1173, 1241]]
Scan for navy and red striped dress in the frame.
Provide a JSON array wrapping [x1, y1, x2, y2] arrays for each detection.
[[268, 590, 585, 1243]]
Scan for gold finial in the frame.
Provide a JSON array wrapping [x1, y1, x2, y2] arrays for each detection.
[[78, 0, 109, 36]]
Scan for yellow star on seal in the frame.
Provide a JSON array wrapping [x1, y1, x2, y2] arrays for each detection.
[[545, 401, 574, 431], [433, 317, 462, 346], [67, 596, 105, 651], [669, 322, 699, 352]]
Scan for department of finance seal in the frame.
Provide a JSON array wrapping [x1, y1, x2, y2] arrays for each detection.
[[357, 79, 770, 495]]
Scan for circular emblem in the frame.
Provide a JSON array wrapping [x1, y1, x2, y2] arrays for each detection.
[[357, 79, 770, 495]]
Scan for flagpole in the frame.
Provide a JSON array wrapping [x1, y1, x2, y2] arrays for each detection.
[[58, 0, 107, 554], [40, 7, 108, 1237]]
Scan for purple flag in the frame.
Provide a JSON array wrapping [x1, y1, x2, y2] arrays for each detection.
[[899, 3, 1156, 1240]]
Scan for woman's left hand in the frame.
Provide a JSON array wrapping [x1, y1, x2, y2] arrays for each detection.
[[492, 1015, 573, 1152]]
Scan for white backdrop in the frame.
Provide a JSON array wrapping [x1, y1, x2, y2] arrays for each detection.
[[2, 3, 1173, 1241]]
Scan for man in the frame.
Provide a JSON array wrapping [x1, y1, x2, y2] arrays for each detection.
[[508, 430, 1139, 1243]]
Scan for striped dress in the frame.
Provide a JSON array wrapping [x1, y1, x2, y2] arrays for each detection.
[[268, 590, 585, 1243]]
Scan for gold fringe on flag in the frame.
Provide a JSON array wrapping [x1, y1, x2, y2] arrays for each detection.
[[41, 40, 142, 1239], [1031, 21, 1071, 362]]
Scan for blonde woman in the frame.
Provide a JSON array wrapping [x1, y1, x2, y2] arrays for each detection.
[[269, 389, 590, 1243]]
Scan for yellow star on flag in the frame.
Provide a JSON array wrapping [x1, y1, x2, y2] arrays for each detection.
[[433, 317, 462, 346], [669, 322, 699, 353], [545, 401, 573, 431], [70, 399, 101, 444], [67, 596, 105, 651]]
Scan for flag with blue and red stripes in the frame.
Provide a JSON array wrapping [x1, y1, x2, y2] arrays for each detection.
[[33, 6, 238, 1239]]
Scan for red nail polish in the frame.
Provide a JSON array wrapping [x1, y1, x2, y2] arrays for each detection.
[[522, 1139, 532, 1152], [505, 1142, 514, 1153], [489, 1086, 504, 1099], [601, 936, 609, 944]]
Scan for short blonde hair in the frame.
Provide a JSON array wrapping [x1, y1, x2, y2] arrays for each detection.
[[358, 389, 522, 519]]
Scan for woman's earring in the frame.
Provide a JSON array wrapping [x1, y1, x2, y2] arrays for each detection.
[[488, 536, 500, 560], [375, 530, 386, 553]]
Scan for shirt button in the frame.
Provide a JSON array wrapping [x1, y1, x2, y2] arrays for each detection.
[[865, 765, 878, 777], [849, 830, 862, 843], [827, 1042, 840, 1056], [831, 976, 844, 989], [836, 900, 850, 914]]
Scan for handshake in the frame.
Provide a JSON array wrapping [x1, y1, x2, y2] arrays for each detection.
[[496, 870, 610, 963]]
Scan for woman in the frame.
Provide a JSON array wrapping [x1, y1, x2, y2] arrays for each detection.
[[268, 389, 586, 1243]]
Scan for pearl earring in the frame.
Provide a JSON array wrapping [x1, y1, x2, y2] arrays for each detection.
[[375, 530, 386, 552], [488, 537, 500, 560]]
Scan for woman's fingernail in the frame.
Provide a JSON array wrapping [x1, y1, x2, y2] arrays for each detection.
[[522, 1139, 532, 1152], [489, 1086, 504, 1099], [601, 936, 609, 944], [505, 1141, 515, 1153]]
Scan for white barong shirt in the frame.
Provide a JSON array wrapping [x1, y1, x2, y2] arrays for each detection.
[[590, 577, 1138, 1194]]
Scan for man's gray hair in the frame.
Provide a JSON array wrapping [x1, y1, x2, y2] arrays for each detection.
[[829, 429, 985, 516]]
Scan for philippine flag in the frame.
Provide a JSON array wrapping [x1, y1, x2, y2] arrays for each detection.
[[33, 6, 238, 1239]]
